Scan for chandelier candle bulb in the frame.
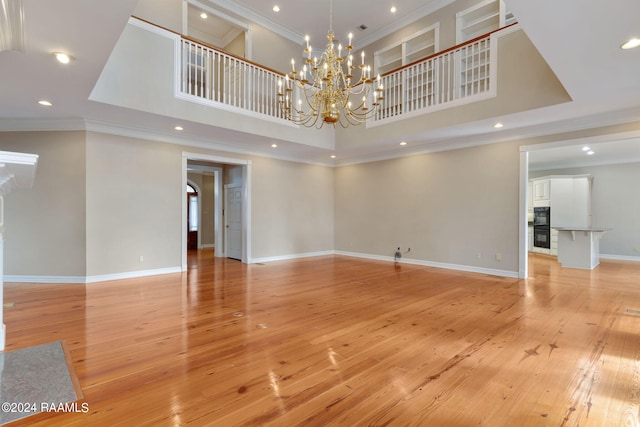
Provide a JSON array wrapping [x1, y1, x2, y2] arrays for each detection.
[[361, 51, 365, 65]]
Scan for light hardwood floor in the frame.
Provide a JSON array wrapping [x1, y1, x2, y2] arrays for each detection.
[[4, 250, 640, 426]]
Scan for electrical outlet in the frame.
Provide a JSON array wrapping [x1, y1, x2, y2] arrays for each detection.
[[139, 255, 144, 262], [476, 252, 481, 260], [495, 252, 502, 261]]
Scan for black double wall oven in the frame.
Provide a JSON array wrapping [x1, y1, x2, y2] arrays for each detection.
[[533, 206, 551, 249]]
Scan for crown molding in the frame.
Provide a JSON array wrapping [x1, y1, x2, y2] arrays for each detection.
[[358, 0, 456, 48], [204, 0, 302, 44]]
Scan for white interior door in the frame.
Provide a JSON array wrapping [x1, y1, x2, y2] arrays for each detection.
[[225, 184, 243, 260]]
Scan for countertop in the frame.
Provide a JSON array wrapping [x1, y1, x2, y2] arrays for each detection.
[[552, 227, 612, 232]]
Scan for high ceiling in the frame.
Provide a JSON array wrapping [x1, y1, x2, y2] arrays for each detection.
[[205, 0, 453, 47], [0, 0, 639, 168]]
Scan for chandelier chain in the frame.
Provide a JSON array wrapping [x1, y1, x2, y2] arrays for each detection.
[[329, 0, 333, 33]]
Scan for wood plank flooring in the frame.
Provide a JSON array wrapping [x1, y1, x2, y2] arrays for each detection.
[[3, 250, 640, 426]]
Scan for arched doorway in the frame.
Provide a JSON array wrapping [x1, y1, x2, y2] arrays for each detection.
[[186, 183, 198, 250]]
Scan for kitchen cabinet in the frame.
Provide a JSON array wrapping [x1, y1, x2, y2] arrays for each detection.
[[550, 228, 558, 256], [529, 175, 593, 256], [549, 176, 592, 228], [533, 179, 550, 204]]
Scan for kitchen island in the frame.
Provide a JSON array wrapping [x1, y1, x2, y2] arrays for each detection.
[[553, 227, 611, 270]]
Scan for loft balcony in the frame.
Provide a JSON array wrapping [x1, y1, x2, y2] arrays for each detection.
[[176, 23, 517, 128], [89, 16, 570, 163]]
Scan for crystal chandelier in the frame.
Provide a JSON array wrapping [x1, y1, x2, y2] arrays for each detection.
[[277, 0, 383, 128]]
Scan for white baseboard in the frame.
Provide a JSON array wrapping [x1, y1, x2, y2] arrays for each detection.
[[600, 254, 640, 262], [85, 267, 182, 283], [4, 251, 524, 285], [200, 244, 215, 249], [250, 250, 334, 264], [0, 323, 5, 351], [4, 266, 182, 284], [334, 250, 520, 278], [251, 249, 519, 278], [3, 275, 86, 284]]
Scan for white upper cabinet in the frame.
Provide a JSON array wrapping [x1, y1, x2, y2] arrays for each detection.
[[530, 175, 592, 226], [533, 179, 550, 203]]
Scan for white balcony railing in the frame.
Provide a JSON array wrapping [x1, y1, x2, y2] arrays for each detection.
[[177, 26, 511, 126], [374, 31, 497, 124], [178, 38, 285, 120]]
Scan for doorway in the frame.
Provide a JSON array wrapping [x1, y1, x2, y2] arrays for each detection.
[[181, 152, 252, 270], [186, 183, 199, 250], [224, 183, 243, 260], [519, 130, 640, 279]]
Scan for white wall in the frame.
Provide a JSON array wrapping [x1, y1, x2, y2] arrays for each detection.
[[86, 132, 182, 277], [0, 131, 87, 278], [250, 157, 334, 259], [1, 130, 337, 280], [334, 140, 520, 274]]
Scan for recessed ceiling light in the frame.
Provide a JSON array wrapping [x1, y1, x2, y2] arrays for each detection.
[[273, 5, 280, 12], [493, 122, 503, 128], [399, 141, 407, 146], [587, 150, 595, 155], [38, 100, 53, 106], [621, 38, 640, 50], [330, 155, 336, 159], [582, 146, 590, 151], [174, 125, 183, 131], [271, 143, 278, 148], [390, 6, 397, 13], [200, 12, 208, 19], [53, 52, 71, 64]]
